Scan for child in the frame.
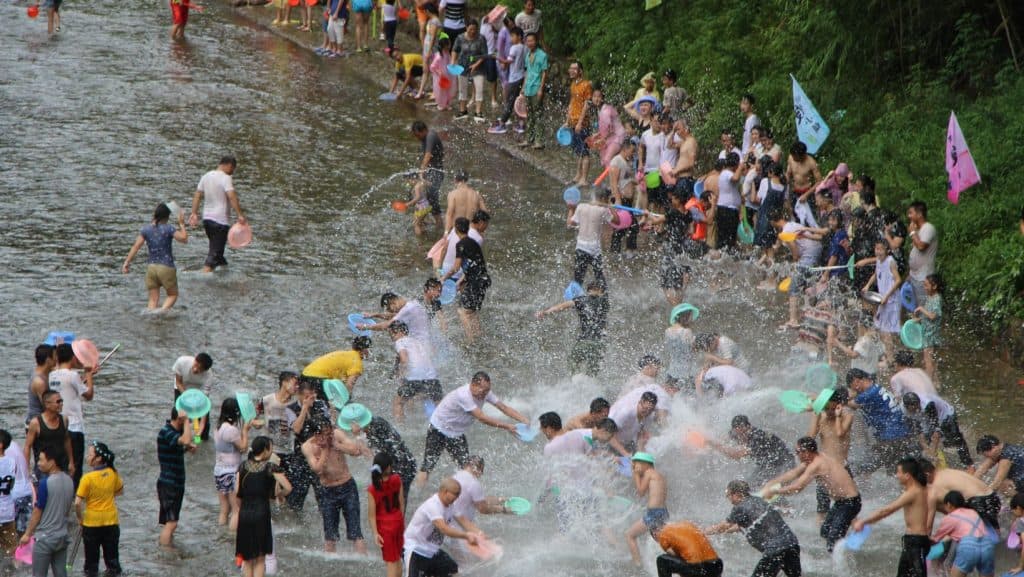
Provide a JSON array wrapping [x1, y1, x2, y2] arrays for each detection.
[[325, 0, 348, 57], [367, 453, 405, 577], [664, 305, 698, 394], [862, 239, 901, 367], [1009, 493, 1024, 574], [914, 273, 944, 383], [428, 37, 455, 111], [930, 490, 997, 577], [406, 179, 431, 236], [489, 26, 524, 134], [625, 453, 668, 566], [381, 0, 398, 53], [213, 398, 250, 530], [831, 317, 885, 380]]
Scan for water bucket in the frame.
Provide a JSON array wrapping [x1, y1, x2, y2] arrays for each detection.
[[397, 7, 410, 20], [175, 389, 212, 419], [504, 497, 531, 515], [778, 390, 812, 413], [556, 126, 572, 146], [467, 536, 503, 561], [777, 277, 792, 292], [513, 95, 528, 118], [737, 220, 754, 244], [27, 5, 39, 18], [811, 388, 835, 415], [71, 339, 99, 369], [379, 92, 398, 101], [644, 171, 661, 189], [446, 64, 465, 76], [562, 185, 580, 206], [900, 282, 917, 312], [805, 363, 837, 390], [927, 541, 945, 560], [323, 379, 350, 409], [693, 180, 704, 197], [438, 76, 451, 90], [391, 200, 408, 213], [610, 209, 632, 231], [227, 222, 252, 248], [439, 279, 457, 305], [44, 331, 75, 346], [778, 231, 798, 242], [861, 290, 883, 304], [563, 281, 584, 301], [659, 161, 676, 187], [236, 392, 257, 424], [669, 303, 699, 324], [900, 319, 924, 350], [347, 313, 372, 337], [14, 537, 34, 564], [844, 524, 872, 550], [515, 423, 538, 443]]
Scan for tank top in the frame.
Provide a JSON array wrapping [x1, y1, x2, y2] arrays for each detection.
[[26, 370, 45, 425], [35, 414, 67, 459]]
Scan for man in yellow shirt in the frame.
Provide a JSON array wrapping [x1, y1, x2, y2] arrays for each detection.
[[388, 49, 424, 97], [301, 336, 373, 397], [651, 519, 723, 577], [75, 441, 123, 577]]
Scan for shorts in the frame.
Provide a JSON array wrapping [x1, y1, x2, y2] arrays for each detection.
[[425, 170, 444, 216], [897, 534, 929, 577], [483, 58, 498, 83], [407, 549, 458, 577], [458, 74, 485, 103], [145, 264, 179, 292], [215, 472, 237, 495], [377, 516, 404, 563], [459, 278, 489, 311], [157, 482, 185, 524], [820, 495, 861, 552], [15, 494, 33, 533], [571, 128, 591, 157], [327, 17, 346, 44], [351, 0, 372, 12], [952, 535, 995, 576], [414, 205, 432, 219], [396, 65, 424, 81], [569, 338, 604, 377], [656, 554, 723, 577], [0, 521, 16, 557], [170, 1, 188, 25], [789, 266, 815, 297], [397, 379, 443, 401], [643, 508, 669, 532], [315, 478, 363, 542], [647, 181, 668, 208], [659, 254, 691, 289], [753, 545, 801, 577]]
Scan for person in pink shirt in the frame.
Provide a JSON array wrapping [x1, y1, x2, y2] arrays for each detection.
[[588, 85, 625, 169], [931, 490, 996, 577]]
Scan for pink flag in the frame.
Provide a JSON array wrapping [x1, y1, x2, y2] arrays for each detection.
[[945, 111, 980, 204]]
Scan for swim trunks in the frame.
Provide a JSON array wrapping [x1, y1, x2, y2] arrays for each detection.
[[643, 507, 669, 531]]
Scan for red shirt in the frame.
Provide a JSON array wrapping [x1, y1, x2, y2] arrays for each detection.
[[368, 474, 404, 522]]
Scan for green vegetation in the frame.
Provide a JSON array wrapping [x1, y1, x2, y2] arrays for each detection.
[[489, 0, 1024, 325]]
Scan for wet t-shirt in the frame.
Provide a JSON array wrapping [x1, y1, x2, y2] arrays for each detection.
[[731, 427, 793, 474], [455, 237, 489, 286], [573, 294, 608, 341], [422, 130, 444, 172], [854, 384, 909, 441], [663, 208, 693, 254], [405, 494, 452, 557], [363, 417, 417, 480], [727, 496, 799, 554], [141, 223, 177, 268], [999, 444, 1024, 486]]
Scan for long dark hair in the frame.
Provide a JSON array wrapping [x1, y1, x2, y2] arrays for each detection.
[[248, 436, 272, 461], [371, 452, 394, 491], [219, 397, 241, 427]]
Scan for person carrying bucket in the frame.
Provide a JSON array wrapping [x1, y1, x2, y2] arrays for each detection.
[[188, 156, 248, 274], [535, 280, 609, 378], [156, 407, 197, 546], [566, 187, 618, 290]]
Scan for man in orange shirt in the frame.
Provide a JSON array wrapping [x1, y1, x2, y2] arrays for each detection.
[[651, 519, 723, 577], [565, 61, 594, 186]]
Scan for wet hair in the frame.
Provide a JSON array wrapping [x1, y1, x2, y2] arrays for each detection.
[[411, 120, 428, 133], [894, 350, 915, 368], [845, 368, 870, 385], [976, 435, 1000, 454], [730, 415, 750, 429], [943, 490, 966, 509], [220, 155, 237, 168], [790, 141, 808, 156], [693, 333, 717, 352], [857, 174, 876, 194], [37, 444, 65, 470], [898, 456, 927, 486], [827, 209, 844, 227], [585, 281, 604, 292], [539, 412, 562, 431], [388, 321, 409, 336], [171, 407, 181, 421], [720, 128, 734, 138], [638, 354, 661, 369], [918, 457, 935, 476], [472, 210, 491, 223], [195, 352, 213, 371], [742, 93, 756, 106], [594, 418, 618, 434], [796, 436, 818, 453], [55, 343, 74, 364], [297, 378, 318, 393], [35, 344, 54, 366], [908, 200, 928, 219], [471, 371, 491, 384], [510, 26, 523, 38], [219, 397, 241, 426], [308, 414, 331, 435], [424, 278, 442, 291], [371, 452, 394, 491], [640, 391, 658, 405], [0, 429, 10, 452], [703, 380, 724, 398], [380, 292, 400, 308], [455, 169, 469, 182], [770, 162, 785, 178], [926, 273, 945, 294], [278, 371, 299, 387], [154, 202, 171, 223], [1010, 493, 1024, 510], [454, 217, 470, 234], [830, 387, 850, 405], [727, 480, 751, 496], [354, 336, 372, 350], [724, 152, 740, 170], [768, 208, 787, 224], [248, 435, 272, 460], [465, 455, 484, 470], [589, 397, 610, 413]]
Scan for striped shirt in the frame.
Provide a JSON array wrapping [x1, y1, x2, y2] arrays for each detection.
[[157, 421, 186, 488]]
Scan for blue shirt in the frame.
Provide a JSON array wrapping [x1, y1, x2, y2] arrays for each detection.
[[157, 421, 187, 488], [141, 223, 177, 268], [523, 47, 548, 97], [855, 384, 909, 441], [827, 229, 849, 278]]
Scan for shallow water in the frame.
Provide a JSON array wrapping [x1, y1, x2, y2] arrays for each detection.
[[1, 3, 1022, 576]]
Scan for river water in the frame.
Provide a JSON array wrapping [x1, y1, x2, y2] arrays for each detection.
[[1, 2, 1021, 576]]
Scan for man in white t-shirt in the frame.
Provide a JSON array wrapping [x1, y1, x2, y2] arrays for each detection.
[[740, 94, 760, 153], [188, 155, 247, 273], [608, 391, 658, 452], [697, 365, 753, 399], [362, 292, 431, 343], [448, 455, 512, 562], [404, 477, 479, 577], [389, 321, 442, 421], [514, 0, 541, 43], [172, 352, 214, 440], [48, 343, 96, 487], [906, 200, 938, 306], [567, 188, 618, 289], [416, 372, 529, 487], [260, 371, 298, 461]]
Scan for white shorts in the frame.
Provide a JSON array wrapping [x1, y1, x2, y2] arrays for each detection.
[[458, 75, 485, 103], [327, 17, 346, 44]]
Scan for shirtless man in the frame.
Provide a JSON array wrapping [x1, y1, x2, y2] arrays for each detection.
[[444, 170, 488, 234], [302, 418, 367, 554], [852, 457, 931, 577], [920, 458, 1001, 532], [762, 436, 861, 552], [808, 388, 854, 523], [785, 141, 821, 199], [564, 397, 610, 431], [625, 452, 668, 566], [670, 119, 698, 199]]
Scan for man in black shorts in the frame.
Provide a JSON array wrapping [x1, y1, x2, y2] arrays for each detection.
[[156, 408, 196, 546], [412, 121, 445, 230], [440, 217, 490, 343]]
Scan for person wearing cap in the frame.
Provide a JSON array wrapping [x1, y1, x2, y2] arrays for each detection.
[[608, 391, 659, 453], [48, 342, 97, 487], [708, 416, 794, 485], [75, 441, 123, 577], [705, 480, 801, 577], [338, 403, 418, 499], [661, 70, 687, 116], [301, 416, 366, 554], [415, 371, 528, 488], [121, 201, 189, 311], [564, 397, 610, 431], [172, 352, 214, 439], [403, 477, 480, 577], [973, 435, 1024, 496], [536, 280, 610, 377], [845, 368, 915, 475], [761, 437, 861, 553], [188, 155, 247, 274], [624, 452, 668, 566], [388, 321, 442, 421], [301, 336, 373, 398], [815, 163, 851, 208], [651, 520, 722, 577]]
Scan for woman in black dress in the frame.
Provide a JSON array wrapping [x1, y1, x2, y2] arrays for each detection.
[[236, 436, 291, 577]]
